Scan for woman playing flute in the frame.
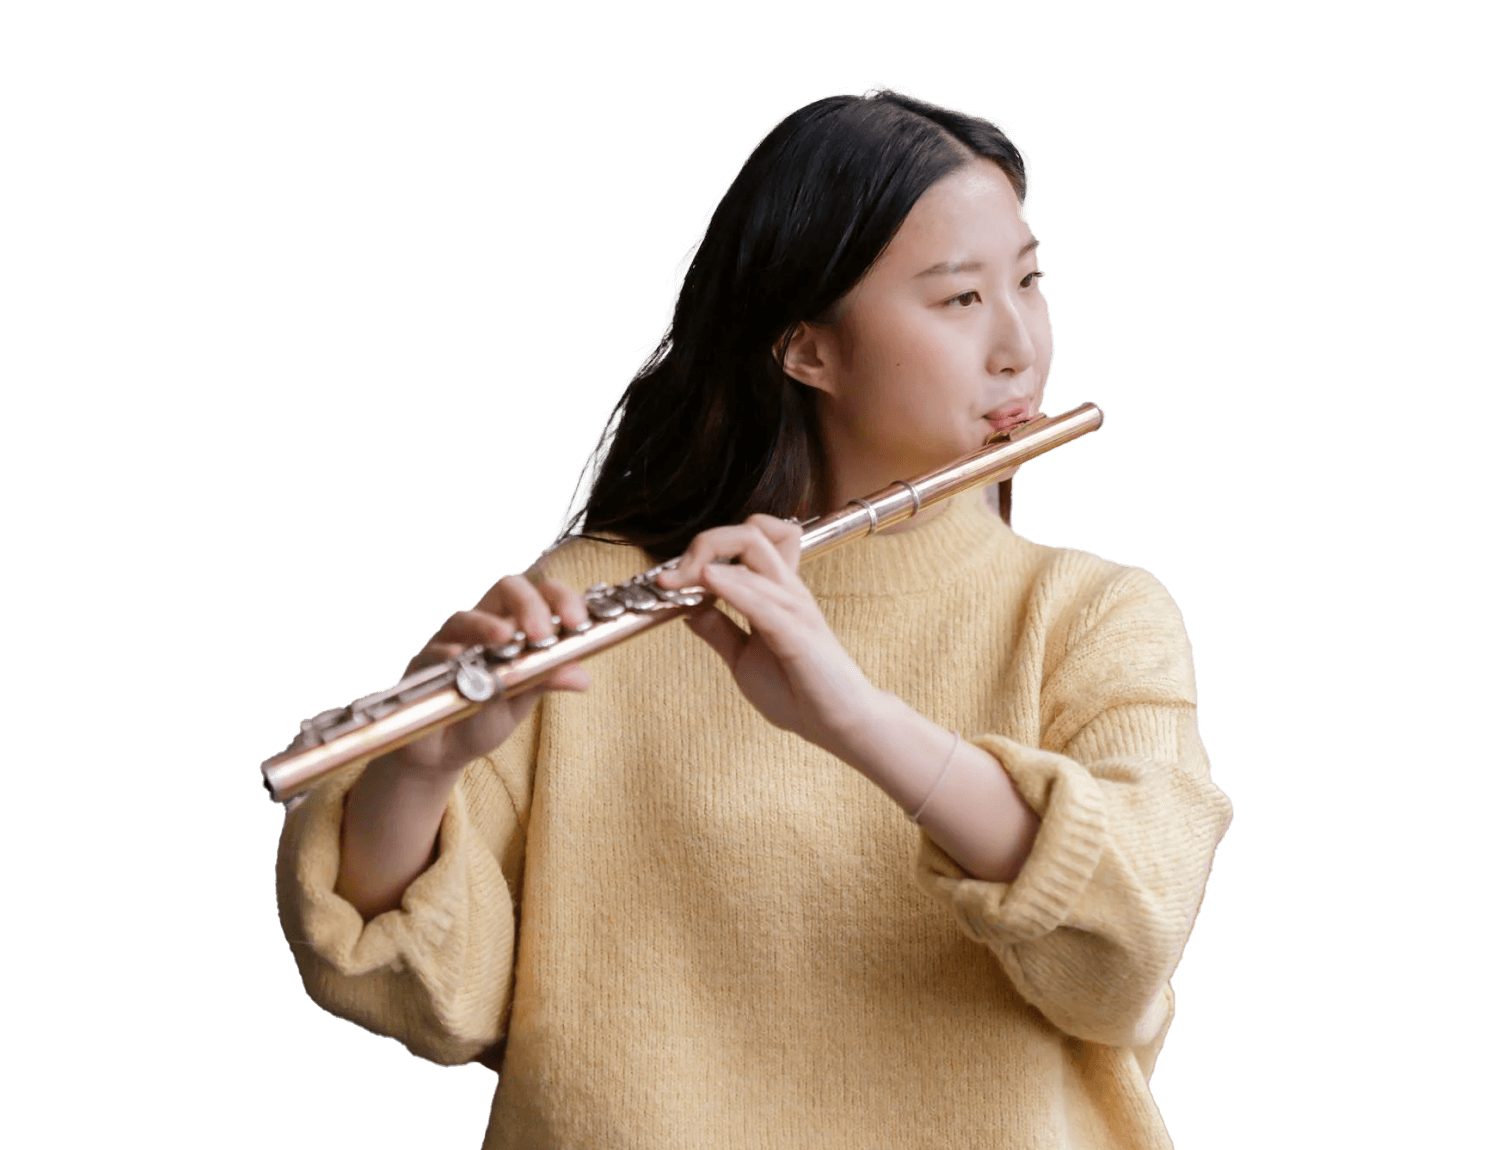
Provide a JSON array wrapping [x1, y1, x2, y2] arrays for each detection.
[[278, 90, 1232, 1148]]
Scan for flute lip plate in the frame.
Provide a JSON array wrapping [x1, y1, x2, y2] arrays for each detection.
[[982, 412, 1045, 447]]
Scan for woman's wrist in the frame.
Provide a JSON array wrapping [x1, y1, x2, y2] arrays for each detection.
[[365, 746, 465, 796], [336, 753, 462, 919], [825, 687, 915, 783]]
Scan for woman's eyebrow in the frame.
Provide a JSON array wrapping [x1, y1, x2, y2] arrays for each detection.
[[915, 240, 1040, 279]]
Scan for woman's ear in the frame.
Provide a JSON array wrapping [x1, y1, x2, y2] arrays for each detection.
[[777, 322, 839, 396]]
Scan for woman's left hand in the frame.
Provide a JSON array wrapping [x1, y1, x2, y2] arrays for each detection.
[[656, 514, 879, 755]]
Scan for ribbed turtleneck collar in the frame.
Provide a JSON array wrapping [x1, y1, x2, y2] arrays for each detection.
[[799, 485, 1013, 599]]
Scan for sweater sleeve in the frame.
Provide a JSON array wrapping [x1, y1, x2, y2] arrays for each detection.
[[914, 565, 1233, 1050], [274, 701, 540, 1066]]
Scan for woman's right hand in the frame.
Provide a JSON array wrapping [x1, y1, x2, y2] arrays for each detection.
[[380, 571, 594, 780]]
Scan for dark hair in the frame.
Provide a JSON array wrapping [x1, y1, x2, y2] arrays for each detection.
[[564, 91, 1025, 561]]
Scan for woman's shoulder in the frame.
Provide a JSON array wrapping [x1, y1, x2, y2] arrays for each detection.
[[960, 487, 1176, 615], [1011, 535, 1193, 671], [1017, 535, 1174, 607]]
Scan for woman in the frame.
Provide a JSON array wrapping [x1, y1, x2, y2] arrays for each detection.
[[278, 91, 1232, 1148]]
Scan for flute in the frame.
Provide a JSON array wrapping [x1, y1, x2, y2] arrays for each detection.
[[261, 402, 1103, 804]]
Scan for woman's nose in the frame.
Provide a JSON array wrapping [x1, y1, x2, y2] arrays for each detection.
[[985, 292, 1038, 376]]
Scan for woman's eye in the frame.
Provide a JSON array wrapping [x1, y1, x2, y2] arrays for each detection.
[[947, 271, 1043, 303]]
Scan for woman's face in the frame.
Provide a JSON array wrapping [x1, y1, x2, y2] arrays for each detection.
[[791, 159, 1052, 496]]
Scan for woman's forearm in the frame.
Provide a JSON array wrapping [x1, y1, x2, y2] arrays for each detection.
[[335, 753, 462, 919], [833, 691, 1040, 883]]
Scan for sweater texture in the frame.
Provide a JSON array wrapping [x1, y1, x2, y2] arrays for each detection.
[[277, 487, 1232, 1149]]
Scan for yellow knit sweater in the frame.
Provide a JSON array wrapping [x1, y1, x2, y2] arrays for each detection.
[[277, 487, 1232, 1149]]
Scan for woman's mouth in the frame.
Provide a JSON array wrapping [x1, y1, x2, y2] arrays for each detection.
[[982, 406, 1034, 435]]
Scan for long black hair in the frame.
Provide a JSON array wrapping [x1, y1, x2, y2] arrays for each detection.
[[565, 91, 1025, 561]]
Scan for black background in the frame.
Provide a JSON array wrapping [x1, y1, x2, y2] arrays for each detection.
[[217, 76, 1257, 1144]]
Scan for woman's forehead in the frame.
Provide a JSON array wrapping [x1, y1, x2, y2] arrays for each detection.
[[883, 160, 1033, 273]]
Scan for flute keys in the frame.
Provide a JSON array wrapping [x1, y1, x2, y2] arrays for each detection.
[[651, 583, 705, 607], [455, 662, 498, 702], [493, 632, 527, 660], [291, 725, 318, 750], [560, 610, 593, 637], [582, 575, 705, 618], [618, 583, 661, 611], [586, 590, 626, 620], [518, 615, 561, 650]]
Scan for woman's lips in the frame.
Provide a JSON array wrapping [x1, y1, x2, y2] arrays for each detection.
[[982, 408, 1033, 434]]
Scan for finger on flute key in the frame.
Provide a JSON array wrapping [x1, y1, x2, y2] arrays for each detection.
[[535, 578, 591, 632]]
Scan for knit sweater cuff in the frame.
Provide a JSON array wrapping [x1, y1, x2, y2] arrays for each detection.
[[281, 766, 477, 979], [914, 733, 1106, 945]]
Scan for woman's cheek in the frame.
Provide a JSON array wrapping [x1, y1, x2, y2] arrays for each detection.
[[1037, 294, 1060, 357]]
